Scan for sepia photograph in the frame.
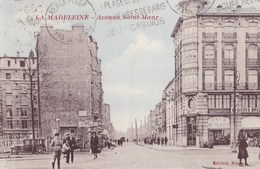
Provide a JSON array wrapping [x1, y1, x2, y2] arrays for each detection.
[[1, 0, 260, 168]]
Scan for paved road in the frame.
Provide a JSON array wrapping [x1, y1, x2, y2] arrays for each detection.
[[1, 143, 260, 169]]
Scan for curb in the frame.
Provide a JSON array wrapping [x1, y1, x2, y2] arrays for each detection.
[[136, 143, 228, 152]]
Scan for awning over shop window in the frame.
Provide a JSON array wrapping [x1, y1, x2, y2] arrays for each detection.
[[241, 117, 260, 129], [208, 117, 230, 129]]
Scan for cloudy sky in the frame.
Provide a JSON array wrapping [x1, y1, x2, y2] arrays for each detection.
[[1, 0, 258, 132]]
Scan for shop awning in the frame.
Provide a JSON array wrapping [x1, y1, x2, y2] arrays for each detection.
[[241, 117, 260, 129]]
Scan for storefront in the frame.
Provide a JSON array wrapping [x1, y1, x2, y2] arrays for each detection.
[[240, 116, 260, 147], [208, 117, 230, 145]]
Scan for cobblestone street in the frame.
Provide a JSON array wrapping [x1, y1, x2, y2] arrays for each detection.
[[1, 143, 260, 169]]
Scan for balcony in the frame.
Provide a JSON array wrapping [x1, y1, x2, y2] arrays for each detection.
[[224, 83, 234, 90], [223, 59, 235, 67], [203, 82, 259, 91], [204, 58, 216, 66], [246, 33, 260, 42], [202, 32, 217, 42], [208, 109, 230, 114], [248, 83, 258, 90], [247, 58, 259, 66], [204, 83, 215, 90], [222, 33, 237, 42]]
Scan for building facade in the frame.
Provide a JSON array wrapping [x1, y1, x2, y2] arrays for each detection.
[[169, 0, 260, 147], [37, 26, 105, 139], [0, 54, 39, 139]]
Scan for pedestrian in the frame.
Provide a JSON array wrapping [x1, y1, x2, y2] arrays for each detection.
[[90, 132, 99, 159], [238, 136, 249, 166], [157, 137, 160, 145], [165, 136, 168, 146], [62, 138, 71, 164], [161, 137, 164, 146], [50, 133, 62, 169], [70, 137, 76, 163]]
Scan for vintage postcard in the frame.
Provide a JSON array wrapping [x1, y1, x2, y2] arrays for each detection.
[[1, 0, 260, 169]]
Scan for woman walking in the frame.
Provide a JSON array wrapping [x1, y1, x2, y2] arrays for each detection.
[[62, 139, 71, 164], [238, 136, 249, 167], [91, 132, 99, 159], [50, 133, 62, 169]]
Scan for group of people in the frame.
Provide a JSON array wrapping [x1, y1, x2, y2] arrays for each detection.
[[144, 136, 168, 146], [50, 132, 100, 169], [50, 133, 77, 169]]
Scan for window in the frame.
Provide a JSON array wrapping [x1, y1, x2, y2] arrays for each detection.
[[204, 70, 215, 89], [6, 73, 11, 79], [224, 45, 235, 65], [248, 45, 258, 59], [248, 70, 258, 89], [208, 95, 215, 109], [208, 94, 230, 109], [7, 109, 12, 117], [216, 95, 223, 108], [242, 95, 249, 107], [224, 70, 234, 89], [223, 95, 231, 108], [16, 120, 20, 128], [8, 60, 11, 67], [20, 61, 25, 67], [257, 95, 260, 107], [22, 120, 27, 129], [23, 73, 26, 79], [7, 121, 13, 129], [16, 108, 19, 116], [21, 108, 27, 116], [205, 45, 215, 59], [249, 95, 257, 107]]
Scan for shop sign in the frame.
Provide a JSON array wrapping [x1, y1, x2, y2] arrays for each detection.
[[237, 107, 260, 113], [78, 110, 87, 117], [78, 121, 88, 127], [208, 117, 230, 129]]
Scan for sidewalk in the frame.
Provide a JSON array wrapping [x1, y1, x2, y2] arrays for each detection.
[[137, 142, 260, 153]]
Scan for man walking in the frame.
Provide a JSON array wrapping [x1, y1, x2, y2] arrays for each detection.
[[50, 133, 62, 169], [70, 137, 76, 163], [91, 132, 99, 159]]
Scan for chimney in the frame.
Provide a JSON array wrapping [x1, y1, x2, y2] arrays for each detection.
[[237, 5, 242, 12], [217, 5, 222, 12], [17, 51, 20, 57]]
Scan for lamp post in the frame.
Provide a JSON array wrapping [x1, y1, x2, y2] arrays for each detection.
[[231, 62, 240, 153]]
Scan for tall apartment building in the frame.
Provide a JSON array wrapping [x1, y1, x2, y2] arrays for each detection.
[[169, 0, 260, 147], [0, 53, 39, 139], [37, 26, 104, 138]]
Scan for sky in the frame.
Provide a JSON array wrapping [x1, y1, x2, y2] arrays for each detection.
[[1, 0, 259, 132]]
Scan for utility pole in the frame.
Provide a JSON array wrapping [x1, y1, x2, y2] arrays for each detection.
[[135, 118, 138, 142], [36, 36, 42, 138], [131, 122, 133, 142]]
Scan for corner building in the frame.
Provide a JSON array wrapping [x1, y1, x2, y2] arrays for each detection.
[[37, 26, 104, 139], [171, 0, 260, 147]]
